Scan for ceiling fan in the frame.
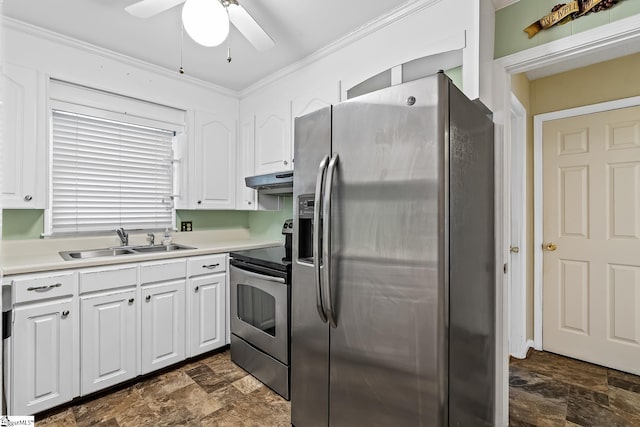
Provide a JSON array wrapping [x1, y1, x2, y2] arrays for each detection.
[[125, 0, 275, 51]]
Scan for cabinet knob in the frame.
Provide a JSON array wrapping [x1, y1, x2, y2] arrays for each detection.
[[128, 298, 135, 304], [145, 295, 151, 302], [283, 160, 288, 165], [195, 286, 199, 292], [61, 310, 70, 317], [197, 200, 202, 205], [24, 195, 33, 202], [248, 201, 252, 205]]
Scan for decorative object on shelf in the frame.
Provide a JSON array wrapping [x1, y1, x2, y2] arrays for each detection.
[[524, 0, 620, 39], [126, 0, 274, 53]]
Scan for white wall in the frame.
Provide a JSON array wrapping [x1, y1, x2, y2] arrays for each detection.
[[240, 0, 488, 118], [2, 19, 238, 120]]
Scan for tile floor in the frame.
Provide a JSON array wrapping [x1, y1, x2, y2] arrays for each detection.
[[35, 349, 290, 427], [510, 350, 640, 426], [36, 348, 640, 426]]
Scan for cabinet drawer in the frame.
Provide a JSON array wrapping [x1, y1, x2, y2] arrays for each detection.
[[188, 254, 227, 276], [79, 265, 137, 294], [13, 272, 76, 304], [140, 259, 186, 284]]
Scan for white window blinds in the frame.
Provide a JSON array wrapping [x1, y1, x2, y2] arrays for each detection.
[[51, 109, 175, 234]]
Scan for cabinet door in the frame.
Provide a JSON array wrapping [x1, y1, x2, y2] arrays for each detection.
[[1, 63, 45, 208], [80, 289, 137, 395], [141, 280, 185, 374], [192, 110, 237, 209], [255, 105, 291, 175], [12, 299, 74, 415], [236, 116, 257, 210], [188, 273, 226, 356]]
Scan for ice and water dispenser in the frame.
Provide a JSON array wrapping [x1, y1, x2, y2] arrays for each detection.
[[296, 194, 320, 264]]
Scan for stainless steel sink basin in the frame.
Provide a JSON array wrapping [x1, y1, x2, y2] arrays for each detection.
[[59, 243, 195, 261], [60, 248, 136, 260], [130, 244, 195, 253]]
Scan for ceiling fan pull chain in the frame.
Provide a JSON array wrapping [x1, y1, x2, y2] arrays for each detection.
[[226, 6, 232, 63], [179, 21, 185, 74]]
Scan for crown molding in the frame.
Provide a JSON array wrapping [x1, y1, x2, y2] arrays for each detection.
[[239, 0, 445, 98], [492, 0, 519, 11], [1, 16, 240, 98]]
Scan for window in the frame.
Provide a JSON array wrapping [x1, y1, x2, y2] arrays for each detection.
[[46, 80, 184, 236]]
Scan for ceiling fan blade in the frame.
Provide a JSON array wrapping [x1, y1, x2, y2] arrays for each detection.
[[228, 4, 275, 51], [125, 0, 186, 18]]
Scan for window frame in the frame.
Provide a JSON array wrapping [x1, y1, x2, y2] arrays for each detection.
[[44, 81, 185, 237]]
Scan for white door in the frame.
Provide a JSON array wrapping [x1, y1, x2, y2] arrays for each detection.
[[188, 273, 226, 356], [141, 280, 185, 374], [12, 299, 74, 415], [80, 289, 137, 395], [542, 105, 640, 375]]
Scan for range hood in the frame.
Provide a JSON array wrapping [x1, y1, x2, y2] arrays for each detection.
[[245, 171, 293, 195]]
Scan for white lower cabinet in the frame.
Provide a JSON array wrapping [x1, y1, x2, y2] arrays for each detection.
[[80, 289, 137, 395], [188, 273, 226, 356], [12, 298, 74, 415], [141, 280, 186, 374], [7, 252, 229, 415]]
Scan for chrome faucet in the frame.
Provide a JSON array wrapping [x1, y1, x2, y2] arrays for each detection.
[[115, 228, 129, 246], [146, 233, 155, 246]]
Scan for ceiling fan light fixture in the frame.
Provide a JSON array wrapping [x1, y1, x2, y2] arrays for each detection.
[[182, 0, 229, 47]]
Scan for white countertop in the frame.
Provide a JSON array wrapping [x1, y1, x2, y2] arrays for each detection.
[[1, 229, 281, 276]]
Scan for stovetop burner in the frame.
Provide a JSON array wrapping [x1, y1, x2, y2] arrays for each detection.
[[230, 245, 291, 273]]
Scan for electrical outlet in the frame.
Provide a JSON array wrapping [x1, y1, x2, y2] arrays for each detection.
[[181, 221, 193, 232]]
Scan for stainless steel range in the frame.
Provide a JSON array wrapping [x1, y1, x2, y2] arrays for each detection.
[[229, 219, 292, 399]]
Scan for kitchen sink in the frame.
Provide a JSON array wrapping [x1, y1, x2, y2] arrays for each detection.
[[129, 244, 195, 253], [59, 243, 195, 261]]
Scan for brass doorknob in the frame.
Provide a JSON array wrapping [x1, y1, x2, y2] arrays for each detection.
[[510, 246, 520, 254], [545, 243, 557, 251]]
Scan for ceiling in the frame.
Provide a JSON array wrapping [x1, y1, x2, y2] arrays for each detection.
[[2, 0, 419, 91]]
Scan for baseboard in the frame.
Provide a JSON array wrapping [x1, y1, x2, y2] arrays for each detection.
[[510, 339, 534, 359]]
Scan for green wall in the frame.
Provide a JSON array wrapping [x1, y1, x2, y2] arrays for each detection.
[[495, 0, 640, 58], [2, 209, 45, 240], [2, 202, 293, 241], [248, 197, 293, 242]]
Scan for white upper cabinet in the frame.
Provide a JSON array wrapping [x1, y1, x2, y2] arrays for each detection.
[[236, 116, 257, 209], [189, 110, 237, 210], [254, 103, 291, 175], [1, 63, 46, 208]]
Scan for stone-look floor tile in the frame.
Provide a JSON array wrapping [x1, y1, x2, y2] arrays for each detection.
[[167, 383, 224, 418], [514, 351, 609, 393], [509, 386, 568, 427], [73, 386, 144, 427], [186, 363, 229, 393], [208, 383, 249, 407], [568, 384, 609, 408], [231, 375, 264, 394], [608, 376, 640, 394], [205, 354, 248, 383], [35, 407, 78, 427], [608, 369, 640, 387], [608, 385, 640, 419], [566, 394, 640, 427]]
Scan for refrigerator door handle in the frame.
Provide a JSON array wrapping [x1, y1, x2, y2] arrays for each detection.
[[323, 153, 339, 328], [313, 155, 330, 323]]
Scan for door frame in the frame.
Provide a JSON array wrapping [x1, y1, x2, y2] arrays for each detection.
[[508, 93, 529, 359], [493, 13, 640, 427], [532, 95, 640, 350]]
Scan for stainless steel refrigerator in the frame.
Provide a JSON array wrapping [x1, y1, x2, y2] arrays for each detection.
[[291, 72, 495, 427]]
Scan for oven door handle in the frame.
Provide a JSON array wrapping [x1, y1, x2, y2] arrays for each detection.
[[233, 267, 286, 284], [313, 155, 330, 323]]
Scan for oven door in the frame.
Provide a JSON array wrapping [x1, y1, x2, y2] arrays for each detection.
[[230, 264, 289, 365]]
